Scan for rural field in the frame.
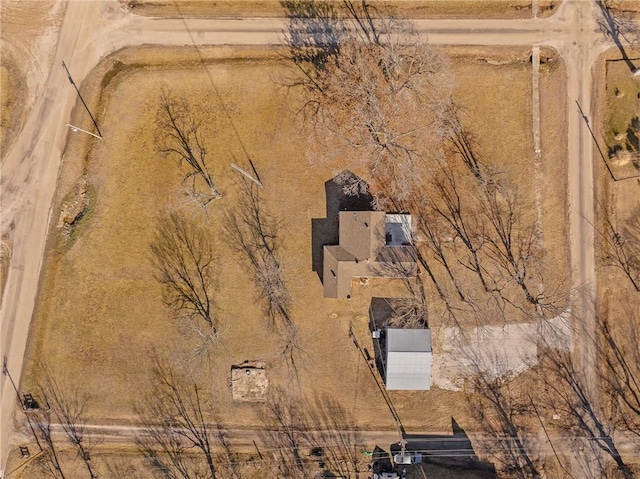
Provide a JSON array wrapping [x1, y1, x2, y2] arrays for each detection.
[[594, 48, 640, 445], [4, 0, 640, 477], [122, 0, 559, 19], [13, 37, 571, 477]]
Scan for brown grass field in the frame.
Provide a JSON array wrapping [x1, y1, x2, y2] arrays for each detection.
[[594, 48, 640, 412], [24, 42, 567, 422], [124, 0, 560, 19], [16, 43, 568, 479], [0, 58, 23, 159]]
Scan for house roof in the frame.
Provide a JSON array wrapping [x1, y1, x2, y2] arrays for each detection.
[[323, 245, 370, 299], [385, 327, 432, 390], [322, 211, 418, 298]]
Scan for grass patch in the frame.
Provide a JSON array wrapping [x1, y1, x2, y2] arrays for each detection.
[[126, 0, 536, 19], [0, 56, 26, 159], [23, 45, 566, 440], [100, 60, 149, 91], [604, 59, 640, 177]]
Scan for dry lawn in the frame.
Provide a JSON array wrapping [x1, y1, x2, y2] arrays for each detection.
[[603, 57, 640, 179], [0, 57, 24, 158], [8, 448, 275, 479], [538, 48, 570, 287], [426, 46, 569, 328], [22, 43, 567, 447], [125, 0, 541, 19], [594, 49, 640, 471]]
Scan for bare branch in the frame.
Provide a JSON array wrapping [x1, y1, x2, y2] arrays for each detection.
[[135, 357, 219, 479], [150, 209, 219, 348], [36, 370, 97, 479], [156, 89, 222, 207], [223, 179, 290, 327]]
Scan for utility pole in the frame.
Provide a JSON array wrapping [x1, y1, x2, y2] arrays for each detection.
[[2, 357, 43, 453], [61, 61, 103, 139], [1, 357, 21, 406]]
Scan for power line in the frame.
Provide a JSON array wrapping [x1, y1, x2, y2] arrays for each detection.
[[172, 1, 254, 170], [61, 61, 103, 139]]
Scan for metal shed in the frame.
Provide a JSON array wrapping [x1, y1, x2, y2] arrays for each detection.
[[385, 327, 432, 390]]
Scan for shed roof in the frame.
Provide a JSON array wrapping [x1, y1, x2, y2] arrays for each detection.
[[385, 328, 432, 390], [387, 328, 432, 353]]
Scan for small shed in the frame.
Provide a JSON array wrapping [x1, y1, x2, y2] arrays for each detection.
[[385, 328, 432, 390], [231, 361, 268, 402]]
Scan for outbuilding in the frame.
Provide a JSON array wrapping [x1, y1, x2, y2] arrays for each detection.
[[385, 327, 432, 391]]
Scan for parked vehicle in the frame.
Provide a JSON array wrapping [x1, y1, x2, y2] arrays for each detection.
[[392, 452, 422, 465], [373, 473, 399, 479]]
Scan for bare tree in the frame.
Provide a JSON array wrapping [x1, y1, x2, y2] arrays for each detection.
[[156, 89, 222, 207], [468, 371, 541, 479], [332, 169, 371, 198], [223, 179, 307, 383], [384, 280, 429, 329], [223, 179, 290, 326], [36, 370, 97, 479], [31, 405, 68, 479], [283, 1, 452, 205], [135, 358, 220, 479], [600, 311, 640, 439], [538, 345, 634, 479], [150, 210, 219, 349]]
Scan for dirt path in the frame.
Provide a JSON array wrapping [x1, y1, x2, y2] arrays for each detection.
[[0, 0, 634, 474], [0, 0, 65, 158], [532, 45, 543, 242], [10, 421, 640, 459]]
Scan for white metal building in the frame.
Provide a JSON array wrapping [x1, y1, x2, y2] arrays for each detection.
[[385, 327, 432, 390]]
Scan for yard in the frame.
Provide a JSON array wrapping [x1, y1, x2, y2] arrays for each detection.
[[603, 57, 640, 179], [17, 41, 568, 476], [594, 48, 640, 452]]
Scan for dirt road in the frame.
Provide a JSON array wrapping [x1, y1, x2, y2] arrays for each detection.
[[0, 0, 628, 473]]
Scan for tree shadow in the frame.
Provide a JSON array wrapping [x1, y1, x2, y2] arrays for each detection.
[[369, 297, 394, 379], [280, 0, 344, 72], [626, 126, 639, 152], [371, 445, 394, 475], [601, 312, 640, 439], [404, 418, 497, 475], [538, 345, 635, 478], [596, 1, 640, 74], [259, 388, 365, 477], [311, 171, 373, 281]]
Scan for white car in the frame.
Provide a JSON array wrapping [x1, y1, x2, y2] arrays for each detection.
[[373, 473, 399, 479], [393, 452, 422, 465]]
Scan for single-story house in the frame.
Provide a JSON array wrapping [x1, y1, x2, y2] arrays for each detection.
[[322, 211, 417, 298]]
